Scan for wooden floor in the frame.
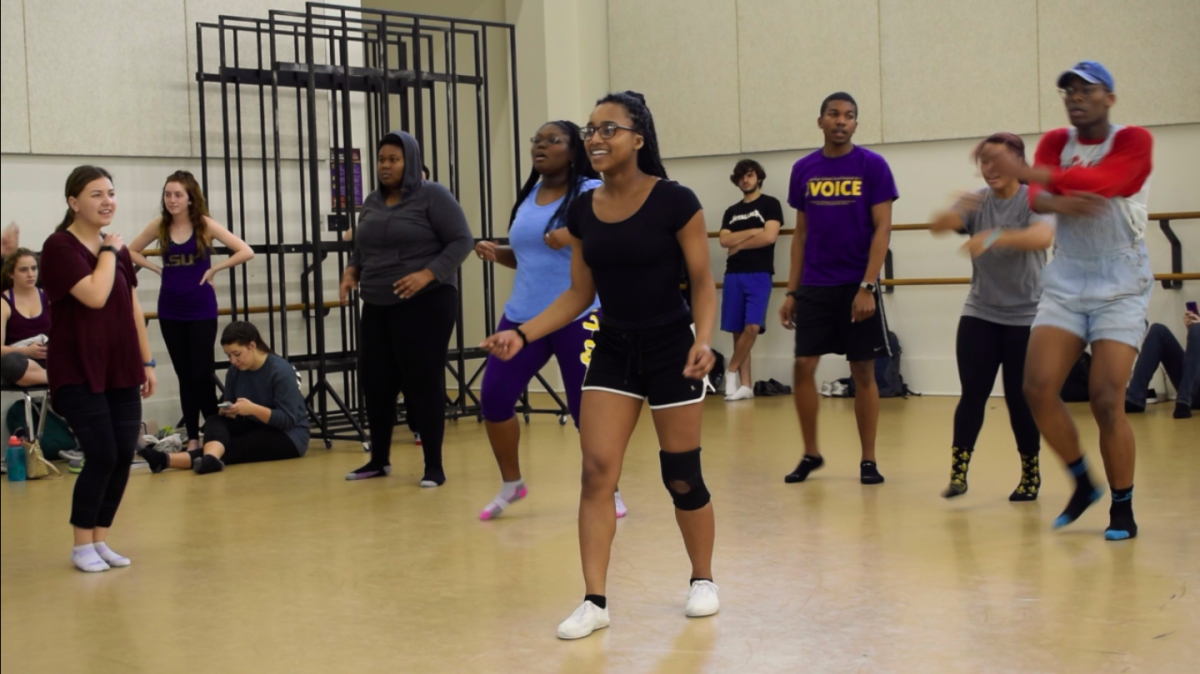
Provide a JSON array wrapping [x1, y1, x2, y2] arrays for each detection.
[[1, 395, 1196, 674]]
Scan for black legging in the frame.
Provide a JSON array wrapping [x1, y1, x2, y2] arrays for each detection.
[[189, 415, 300, 465], [954, 315, 1040, 455], [160, 318, 218, 441], [54, 385, 142, 529], [360, 285, 457, 471]]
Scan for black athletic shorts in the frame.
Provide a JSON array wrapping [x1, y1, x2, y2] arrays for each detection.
[[583, 318, 708, 409], [792, 284, 890, 362]]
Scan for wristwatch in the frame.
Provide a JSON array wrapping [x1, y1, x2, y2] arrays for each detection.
[[860, 282, 877, 293], [143, 359, 157, 368]]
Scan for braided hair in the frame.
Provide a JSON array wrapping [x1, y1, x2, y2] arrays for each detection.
[[508, 120, 599, 234], [595, 91, 668, 180]]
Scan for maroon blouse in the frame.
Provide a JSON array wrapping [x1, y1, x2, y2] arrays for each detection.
[[40, 231, 145, 395]]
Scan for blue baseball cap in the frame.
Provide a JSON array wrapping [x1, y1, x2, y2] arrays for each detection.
[[1057, 60, 1114, 91]]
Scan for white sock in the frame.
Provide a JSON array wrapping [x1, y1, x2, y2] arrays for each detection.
[[94, 542, 131, 567], [726, 385, 755, 401], [724, 371, 740, 396], [72, 544, 110, 573], [500, 479, 525, 501]]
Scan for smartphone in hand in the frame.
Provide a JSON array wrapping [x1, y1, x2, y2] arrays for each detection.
[[1187, 301, 1198, 315], [218, 401, 233, 409]]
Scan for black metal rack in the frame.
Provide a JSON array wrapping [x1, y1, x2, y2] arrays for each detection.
[[193, 3, 567, 448]]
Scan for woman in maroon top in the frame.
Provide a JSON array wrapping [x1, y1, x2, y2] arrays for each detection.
[[40, 166, 158, 573], [1, 248, 50, 386]]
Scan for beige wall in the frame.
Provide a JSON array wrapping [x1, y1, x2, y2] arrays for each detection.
[[610, 0, 1200, 158]]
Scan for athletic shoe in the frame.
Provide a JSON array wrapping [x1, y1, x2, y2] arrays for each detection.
[[725, 385, 754, 402], [724, 371, 740, 397], [414, 433, 423, 446], [480, 484, 529, 520], [58, 449, 84, 462], [614, 490, 628, 518], [346, 463, 392, 481], [68, 457, 85, 474], [685, 580, 720, 617], [556, 601, 610, 640]]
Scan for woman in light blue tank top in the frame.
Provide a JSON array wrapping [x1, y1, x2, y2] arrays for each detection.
[[472, 121, 622, 521], [129, 171, 255, 452]]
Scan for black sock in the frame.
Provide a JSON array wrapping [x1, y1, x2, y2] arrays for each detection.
[[1053, 457, 1098, 528], [584, 594, 607, 609], [1106, 486, 1138, 540], [785, 455, 824, 483], [1124, 399, 1145, 414], [860, 461, 884, 485], [690, 578, 713, 585], [137, 448, 168, 474], [1174, 402, 1193, 419], [194, 454, 224, 475]]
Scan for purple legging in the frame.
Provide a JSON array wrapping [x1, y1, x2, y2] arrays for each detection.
[[480, 311, 600, 426]]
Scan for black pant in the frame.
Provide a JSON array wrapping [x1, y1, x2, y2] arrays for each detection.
[[360, 285, 457, 469], [55, 385, 142, 529], [1127, 323, 1200, 408], [160, 318, 219, 441], [191, 415, 300, 465], [954, 316, 1040, 455]]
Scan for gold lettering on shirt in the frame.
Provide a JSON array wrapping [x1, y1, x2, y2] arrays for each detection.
[[808, 179, 864, 199]]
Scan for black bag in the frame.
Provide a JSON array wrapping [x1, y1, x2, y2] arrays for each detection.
[[1060, 352, 1091, 402], [707, 349, 726, 393]]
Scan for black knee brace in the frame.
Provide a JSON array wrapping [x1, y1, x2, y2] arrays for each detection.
[[659, 448, 711, 511]]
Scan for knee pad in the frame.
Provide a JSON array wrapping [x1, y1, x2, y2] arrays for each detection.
[[659, 448, 711, 511]]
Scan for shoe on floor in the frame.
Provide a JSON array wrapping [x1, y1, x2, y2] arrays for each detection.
[[615, 490, 628, 518], [557, 601, 610, 640], [686, 580, 720, 617]]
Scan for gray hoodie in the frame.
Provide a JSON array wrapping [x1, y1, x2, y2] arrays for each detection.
[[348, 131, 473, 306]]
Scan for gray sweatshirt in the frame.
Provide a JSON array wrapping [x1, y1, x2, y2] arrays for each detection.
[[348, 130, 473, 306], [223, 353, 311, 455]]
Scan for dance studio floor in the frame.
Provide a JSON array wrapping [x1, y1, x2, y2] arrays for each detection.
[[2, 395, 1196, 674]]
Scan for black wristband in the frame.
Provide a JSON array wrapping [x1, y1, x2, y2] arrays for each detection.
[[514, 326, 530, 346], [99, 245, 116, 255]]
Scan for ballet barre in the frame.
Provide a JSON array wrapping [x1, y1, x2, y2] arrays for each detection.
[[143, 301, 343, 322], [715, 272, 1199, 290]]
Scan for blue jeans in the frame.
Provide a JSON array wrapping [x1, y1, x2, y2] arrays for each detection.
[[1126, 323, 1200, 408]]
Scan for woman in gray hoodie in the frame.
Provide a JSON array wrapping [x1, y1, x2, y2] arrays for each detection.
[[340, 131, 472, 486]]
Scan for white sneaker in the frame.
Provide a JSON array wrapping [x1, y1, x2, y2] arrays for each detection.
[[614, 491, 628, 518], [724, 371, 740, 397], [685, 580, 720, 617], [725, 385, 754, 402], [557, 600, 610, 640]]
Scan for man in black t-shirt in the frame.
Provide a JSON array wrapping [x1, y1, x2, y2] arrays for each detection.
[[718, 159, 782, 401]]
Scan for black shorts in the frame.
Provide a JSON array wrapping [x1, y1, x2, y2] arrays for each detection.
[[792, 284, 890, 362], [582, 319, 708, 409]]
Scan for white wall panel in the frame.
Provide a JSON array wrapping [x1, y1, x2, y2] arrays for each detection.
[[880, 0, 1040, 143], [608, 0, 741, 159], [1, 0, 31, 154], [24, 0, 192, 157], [737, 0, 883, 153]]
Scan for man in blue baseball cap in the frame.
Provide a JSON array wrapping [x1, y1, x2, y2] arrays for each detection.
[[981, 59, 1154, 543]]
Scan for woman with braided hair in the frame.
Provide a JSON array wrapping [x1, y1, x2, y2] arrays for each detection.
[[474, 120, 632, 521], [482, 92, 720, 639]]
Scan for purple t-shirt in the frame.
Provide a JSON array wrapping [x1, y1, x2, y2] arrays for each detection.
[[787, 146, 898, 286], [158, 233, 218, 321]]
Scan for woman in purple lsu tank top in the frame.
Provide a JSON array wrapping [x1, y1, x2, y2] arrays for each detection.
[[129, 171, 255, 451], [1, 247, 51, 386]]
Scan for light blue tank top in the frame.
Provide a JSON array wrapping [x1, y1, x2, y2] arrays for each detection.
[[503, 179, 602, 323]]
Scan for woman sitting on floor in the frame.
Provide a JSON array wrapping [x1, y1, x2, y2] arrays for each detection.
[[1, 248, 50, 387], [139, 321, 310, 474]]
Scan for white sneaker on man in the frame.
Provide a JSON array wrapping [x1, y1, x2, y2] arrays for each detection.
[[685, 580, 720, 617], [557, 600, 610, 639], [614, 491, 628, 518], [723, 371, 740, 397], [725, 385, 754, 402]]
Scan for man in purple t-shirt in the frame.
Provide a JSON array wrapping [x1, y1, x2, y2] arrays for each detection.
[[779, 91, 898, 486]]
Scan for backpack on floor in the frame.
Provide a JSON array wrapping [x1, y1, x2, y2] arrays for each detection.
[[846, 331, 914, 399], [5, 398, 78, 461], [1060, 351, 1091, 402]]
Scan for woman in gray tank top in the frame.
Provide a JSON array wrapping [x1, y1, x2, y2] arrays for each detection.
[[930, 133, 1054, 502]]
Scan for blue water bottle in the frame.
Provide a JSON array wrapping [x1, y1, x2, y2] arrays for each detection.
[[6, 435, 26, 482]]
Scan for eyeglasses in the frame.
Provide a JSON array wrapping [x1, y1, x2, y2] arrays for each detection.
[[579, 123, 638, 141], [1059, 83, 1107, 99], [530, 135, 567, 146]]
